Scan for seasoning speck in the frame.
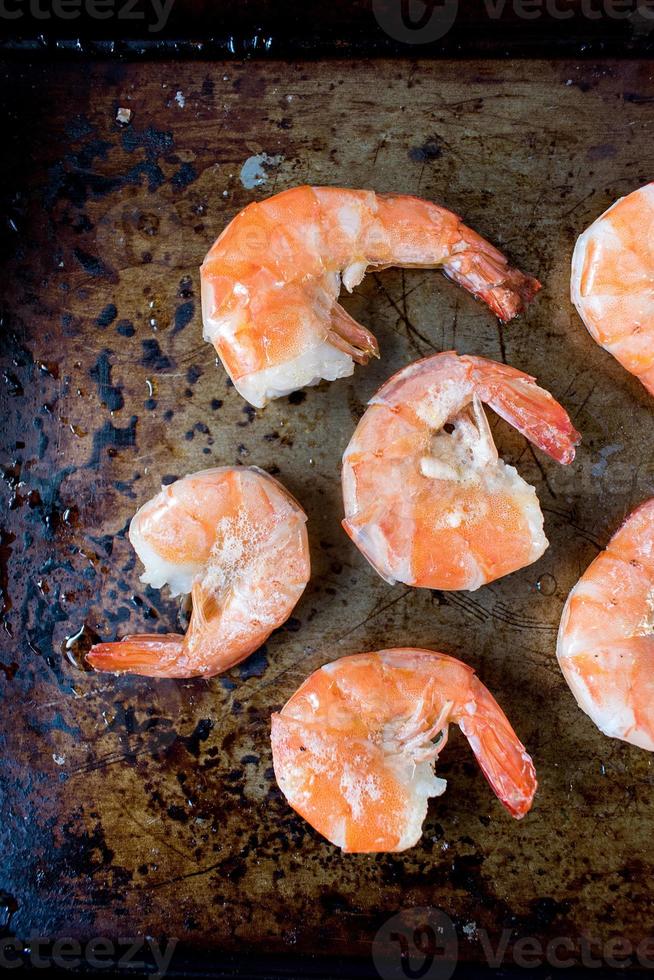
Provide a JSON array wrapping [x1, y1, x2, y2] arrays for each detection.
[[239, 153, 284, 189]]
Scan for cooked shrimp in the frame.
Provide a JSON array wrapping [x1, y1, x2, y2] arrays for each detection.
[[571, 183, 654, 395], [87, 467, 310, 678], [342, 352, 579, 591], [201, 186, 541, 407], [557, 499, 654, 750], [271, 648, 537, 852]]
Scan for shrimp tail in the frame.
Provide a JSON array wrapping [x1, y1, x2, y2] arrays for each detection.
[[87, 634, 185, 678], [328, 302, 380, 365], [443, 240, 541, 322], [468, 357, 580, 465], [457, 676, 537, 819]]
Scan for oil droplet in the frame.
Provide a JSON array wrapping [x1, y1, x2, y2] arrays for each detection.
[[0, 892, 18, 931], [79, 546, 99, 568], [38, 361, 60, 380], [145, 297, 171, 331], [536, 573, 557, 596], [62, 624, 99, 671], [62, 506, 79, 528]]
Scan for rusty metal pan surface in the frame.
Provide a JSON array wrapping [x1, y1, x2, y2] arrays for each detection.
[[1, 57, 653, 975]]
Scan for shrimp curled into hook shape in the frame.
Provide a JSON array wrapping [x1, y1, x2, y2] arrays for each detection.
[[342, 352, 580, 591], [87, 467, 310, 678], [571, 183, 654, 395], [271, 648, 537, 853], [557, 498, 654, 750], [201, 186, 541, 407]]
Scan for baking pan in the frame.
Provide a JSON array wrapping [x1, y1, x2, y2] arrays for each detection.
[[1, 49, 654, 978], [1, 0, 654, 57]]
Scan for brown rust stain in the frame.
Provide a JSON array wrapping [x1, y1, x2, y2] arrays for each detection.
[[1, 57, 654, 967]]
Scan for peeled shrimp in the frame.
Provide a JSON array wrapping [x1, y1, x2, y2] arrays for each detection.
[[271, 648, 537, 852], [201, 186, 541, 407], [87, 467, 310, 678], [557, 499, 654, 750], [571, 183, 654, 395], [342, 352, 579, 591]]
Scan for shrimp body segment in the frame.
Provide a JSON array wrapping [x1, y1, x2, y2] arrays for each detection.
[[201, 186, 541, 407], [557, 499, 654, 750], [87, 467, 310, 678], [342, 352, 579, 590], [571, 183, 654, 395], [271, 649, 537, 852]]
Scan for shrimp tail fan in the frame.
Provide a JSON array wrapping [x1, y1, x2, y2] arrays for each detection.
[[469, 357, 581, 465], [86, 634, 184, 678], [458, 676, 538, 819]]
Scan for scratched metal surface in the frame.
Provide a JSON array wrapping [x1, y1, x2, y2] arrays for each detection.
[[1, 58, 654, 972]]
